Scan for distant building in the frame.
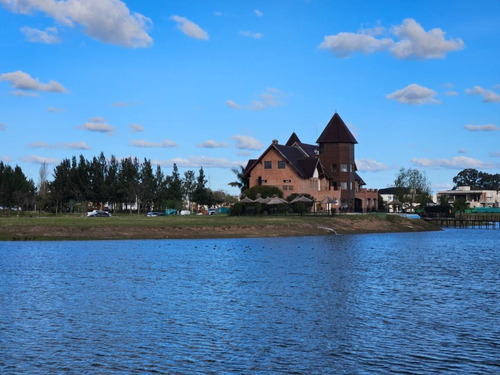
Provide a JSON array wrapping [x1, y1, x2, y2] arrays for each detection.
[[437, 186, 500, 208], [243, 112, 378, 213]]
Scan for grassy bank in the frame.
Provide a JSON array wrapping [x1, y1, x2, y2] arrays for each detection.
[[0, 213, 440, 241]]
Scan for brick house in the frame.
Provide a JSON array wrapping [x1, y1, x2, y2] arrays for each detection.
[[243, 112, 378, 213]]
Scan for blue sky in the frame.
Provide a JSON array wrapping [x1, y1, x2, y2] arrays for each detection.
[[0, 0, 499, 195]]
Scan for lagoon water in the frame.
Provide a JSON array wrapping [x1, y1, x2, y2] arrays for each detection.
[[0, 229, 499, 374]]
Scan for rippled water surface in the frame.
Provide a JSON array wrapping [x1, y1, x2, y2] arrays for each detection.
[[1, 229, 499, 374]]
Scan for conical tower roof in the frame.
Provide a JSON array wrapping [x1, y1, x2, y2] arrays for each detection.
[[316, 113, 357, 144]]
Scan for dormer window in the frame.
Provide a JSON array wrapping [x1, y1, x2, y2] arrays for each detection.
[[340, 163, 348, 172], [264, 161, 272, 169]]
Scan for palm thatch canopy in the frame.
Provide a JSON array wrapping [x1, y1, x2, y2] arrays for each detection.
[[255, 197, 271, 203], [291, 195, 313, 203], [240, 196, 255, 203], [267, 197, 288, 205]]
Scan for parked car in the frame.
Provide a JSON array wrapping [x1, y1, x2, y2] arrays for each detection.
[[180, 210, 191, 215], [146, 212, 163, 217], [207, 208, 216, 215], [87, 210, 112, 217]]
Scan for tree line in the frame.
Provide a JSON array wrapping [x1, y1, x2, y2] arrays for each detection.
[[1, 152, 237, 214]]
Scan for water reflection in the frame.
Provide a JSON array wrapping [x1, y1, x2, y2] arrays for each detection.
[[1, 229, 499, 373]]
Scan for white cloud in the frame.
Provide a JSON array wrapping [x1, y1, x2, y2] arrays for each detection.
[[231, 135, 264, 150], [386, 83, 439, 104], [390, 18, 464, 59], [112, 101, 139, 107], [464, 124, 499, 132], [1, 156, 12, 162], [47, 107, 63, 112], [214, 11, 223, 17], [20, 155, 59, 164], [489, 151, 500, 157], [254, 9, 263, 17], [129, 123, 144, 132], [356, 158, 389, 172], [319, 32, 394, 58], [29, 141, 91, 150], [227, 88, 282, 111], [78, 117, 115, 134], [21, 26, 60, 44], [226, 100, 241, 109], [197, 140, 230, 148], [0, 70, 66, 93], [154, 156, 244, 169], [0, 123, 5, 131], [465, 86, 500, 103], [319, 18, 464, 60], [171, 15, 209, 40], [1, 0, 152, 48], [237, 151, 252, 157], [130, 139, 177, 148], [239, 30, 263, 39], [458, 148, 468, 154], [411, 156, 496, 169], [445, 91, 458, 96], [12, 90, 39, 97]]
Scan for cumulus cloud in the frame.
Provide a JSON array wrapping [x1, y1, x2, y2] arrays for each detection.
[[445, 91, 459, 96], [130, 139, 177, 148], [489, 151, 500, 157], [319, 18, 464, 59], [319, 32, 394, 58], [254, 9, 263, 17], [390, 18, 464, 59], [129, 123, 144, 132], [465, 86, 500, 103], [154, 156, 244, 169], [227, 88, 282, 111], [0, 70, 66, 93], [47, 107, 63, 112], [20, 155, 59, 164], [29, 141, 91, 150], [0, 123, 5, 131], [197, 140, 230, 148], [21, 26, 60, 44], [171, 15, 209, 40], [411, 156, 496, 169], [1, 0, 152, 48], [458, 148, 468, 154], [356, 158, 389, 172], [239, 30, 263, 39], [386, 83, 439, 104], [464, 124, 499, 132], [78, 117, 115, 134], [237, 151, 252, 157], [231, 135, 264, 150], [12, 90, 39, 97]]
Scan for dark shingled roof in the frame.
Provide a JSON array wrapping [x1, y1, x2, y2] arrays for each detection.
[[274, 144, 317, 178], [244, 159, 258, 175], [355, 172, 366, 186], [296, 142, 318, 157], [285, 132, 301, 146], [316, 113, 358, 144]]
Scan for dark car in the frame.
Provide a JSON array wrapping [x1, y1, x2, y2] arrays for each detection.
[[87, 210, 112, 217]]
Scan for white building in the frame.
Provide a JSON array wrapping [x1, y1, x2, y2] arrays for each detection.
[[437, 186, 500, 208]]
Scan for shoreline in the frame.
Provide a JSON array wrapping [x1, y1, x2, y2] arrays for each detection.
[[1, 214, 440, 241]]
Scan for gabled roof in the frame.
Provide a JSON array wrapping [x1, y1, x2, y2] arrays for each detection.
[[355, 172, 366, 186], [244, 159, 258, 175], [316, 112, 358, 144], [296, 142, 318, 157], [285, 132, 301, 146]]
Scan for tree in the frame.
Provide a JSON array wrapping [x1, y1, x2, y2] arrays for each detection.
[[244, 185, 283, 200], [51, 158, 72, 214], [36, 162, 50, 213], [452, 169, 500, 190], [192, 167, 212, 207], [394, 168, 431, 211], [228, 166, 248, 193], [183, 170, 196, 211], [119, 157, 140, 213]]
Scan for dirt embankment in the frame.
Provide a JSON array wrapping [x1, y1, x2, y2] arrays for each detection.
[[4, 215, 439, 241]]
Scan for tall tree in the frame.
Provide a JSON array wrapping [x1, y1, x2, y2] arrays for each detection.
[[138, 158, 155, 214], [51, 158, 72, 214], [452, 169, 482, 190], [183, 170, 196, 211], [119, 157, 140, 213], [394, 168, 431, 211], [36, 162, 50, 213], [192, 167, 212, 206]]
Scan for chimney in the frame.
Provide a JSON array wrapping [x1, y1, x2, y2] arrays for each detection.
[[272, 139, 278, 145]]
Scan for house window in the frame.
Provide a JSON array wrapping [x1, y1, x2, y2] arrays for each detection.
[[278, 161, 286, 169], [283, 179, 291, 183], [264, 161, 272, 169], [331, 164, 337, 172], [350, 164, 353, 172], [340, 182, 347, 190], [340, 163, 348, 172]]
